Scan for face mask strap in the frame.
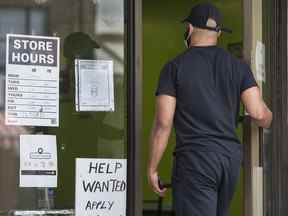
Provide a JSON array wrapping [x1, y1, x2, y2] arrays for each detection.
[[184, 27, 191, 48]]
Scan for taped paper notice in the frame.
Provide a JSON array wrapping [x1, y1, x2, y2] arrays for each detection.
[[75, 158, 126, 216], [20, 135, 57, 188], [75, 59, 114, 112], [5, 34, 60, 127], [255, 41, 265, 82]]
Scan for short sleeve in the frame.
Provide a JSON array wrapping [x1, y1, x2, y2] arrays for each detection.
[[240, 63, 258, 93], [155, 62, 177, 97]]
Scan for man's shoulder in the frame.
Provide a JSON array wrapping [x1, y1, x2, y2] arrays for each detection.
[[214, 47, 238, 61], [170, 47, 235, 62], [219, 48, 249, 64], [164, 47, 249, 69], [163, 48, 217, 71], [166, 48, 199, 66]]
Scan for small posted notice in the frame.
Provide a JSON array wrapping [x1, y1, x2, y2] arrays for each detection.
[[75, 158, 127, 216], [75, 60, 114, 112], [5, 34, 60, 127], [20, 135, 58, 188], [255, 41, 266, 83]]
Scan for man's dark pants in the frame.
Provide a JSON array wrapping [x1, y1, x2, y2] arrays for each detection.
[[172, 150, 242, 216]]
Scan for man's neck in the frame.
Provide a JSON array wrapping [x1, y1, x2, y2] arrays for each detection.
[[190, 37, 217, 47]]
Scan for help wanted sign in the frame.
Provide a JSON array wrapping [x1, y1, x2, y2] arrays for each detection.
[[75, 158, 127, 216]]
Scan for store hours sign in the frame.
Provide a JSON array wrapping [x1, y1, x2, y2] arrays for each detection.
[[75, 158, 127, 216], [5, 34, 60, 127]]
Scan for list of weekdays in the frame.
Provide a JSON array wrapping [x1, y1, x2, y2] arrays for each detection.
[[5, 34, 60, 127]]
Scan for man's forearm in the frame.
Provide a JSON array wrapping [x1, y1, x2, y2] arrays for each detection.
[[148, 121, 172, 173]]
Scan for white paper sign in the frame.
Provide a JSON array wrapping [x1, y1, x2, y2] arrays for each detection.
[[5, 34, 60, 127], [255, 41, 265, 82], [75, 158, 126, 216], [75, 60, 114, 112], [20, 135, 57, 188]]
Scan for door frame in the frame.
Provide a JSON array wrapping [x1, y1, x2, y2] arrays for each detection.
[[262, 0, 288, 215], [126, 0, 142, 216], [243, 0, 263, 215], [243, 0, 288, 215]]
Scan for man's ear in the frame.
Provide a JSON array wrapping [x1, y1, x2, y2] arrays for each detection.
[[188, 23, 194, 35]]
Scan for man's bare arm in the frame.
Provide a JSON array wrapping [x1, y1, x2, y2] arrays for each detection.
[[241, 86, 272, 128], [148, 95, 176, 196]]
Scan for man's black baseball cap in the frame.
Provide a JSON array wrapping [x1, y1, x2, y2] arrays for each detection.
[[182, 3, 232, 33]]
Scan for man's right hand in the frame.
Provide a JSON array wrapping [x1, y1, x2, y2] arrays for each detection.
[[148, 170, 167, 197]]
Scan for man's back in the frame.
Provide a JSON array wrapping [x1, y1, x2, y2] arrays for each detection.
[[156, 46, 257, 155]]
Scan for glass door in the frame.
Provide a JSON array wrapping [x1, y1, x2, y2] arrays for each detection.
[[0, 0, 127, 214]]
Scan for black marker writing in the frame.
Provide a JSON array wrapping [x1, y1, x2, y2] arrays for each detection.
[[82, 179, 126, 192], [85, 200, 114, 211]]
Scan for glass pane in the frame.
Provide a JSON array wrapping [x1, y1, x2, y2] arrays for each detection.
[[0, 0, 127, 213], [29, 9, 48, 35], [0, 42, 6, 69], [0, 9, 26, 35], [0, 9, 27, 69]]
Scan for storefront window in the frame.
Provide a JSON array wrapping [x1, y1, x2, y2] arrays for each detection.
[[0, 0, 127, 213]]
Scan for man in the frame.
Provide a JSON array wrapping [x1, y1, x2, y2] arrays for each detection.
[[147, 3, 272, 216]]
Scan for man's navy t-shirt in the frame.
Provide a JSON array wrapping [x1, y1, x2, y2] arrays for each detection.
[[156, 46, 257, 156]]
